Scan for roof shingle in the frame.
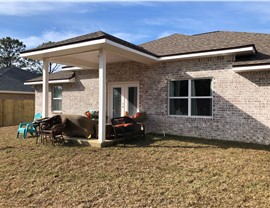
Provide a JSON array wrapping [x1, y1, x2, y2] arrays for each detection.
[[26, 71, 75, 82], [0, 66, 38, 92], [22, 30, 270, 66]]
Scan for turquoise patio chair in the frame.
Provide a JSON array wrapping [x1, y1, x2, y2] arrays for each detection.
[[16, 113, 42, 139]]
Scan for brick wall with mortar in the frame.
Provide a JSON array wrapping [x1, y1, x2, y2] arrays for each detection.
[[35, 56, 270, 144], [35, 70, 99, 116]]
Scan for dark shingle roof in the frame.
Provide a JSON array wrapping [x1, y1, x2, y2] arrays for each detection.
[[140, 31, 270, 65], [22, 30, 270, 66], [0, 66, 38, 92], [26, 71, 75, 82], [23, 31, 156, 57]]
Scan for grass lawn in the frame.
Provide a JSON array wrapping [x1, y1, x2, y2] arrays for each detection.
[[0, 126, 270, 207]]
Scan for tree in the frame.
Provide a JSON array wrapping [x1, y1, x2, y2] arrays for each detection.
[[23, 41, 60, 74], [0, 37, 26, 68], [0, 37, 60, 74], [37, 41, 60, 74]]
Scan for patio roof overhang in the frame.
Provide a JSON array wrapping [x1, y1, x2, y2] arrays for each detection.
[[20, 38, 158, 67]]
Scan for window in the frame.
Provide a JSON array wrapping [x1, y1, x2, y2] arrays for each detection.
[[169, 79, 212, 117], [52, 86, 62, 112]]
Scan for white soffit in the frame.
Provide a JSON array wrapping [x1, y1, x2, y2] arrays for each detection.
[[233, 64, 270, 72], [20, 39, 106, 60]]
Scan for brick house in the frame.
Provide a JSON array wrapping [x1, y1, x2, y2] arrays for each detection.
[[23, 31, 270, 145]]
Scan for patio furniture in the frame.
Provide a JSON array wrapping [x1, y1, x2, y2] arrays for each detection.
[[40, 115, 67, 146], [61, 114, 98, 139], [16, 112, 42, 139], [131, 112, 146, 122], [111, 116, 145, 146], [95, 123, 115, 140]]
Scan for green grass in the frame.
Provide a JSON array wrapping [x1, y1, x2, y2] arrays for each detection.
[[0, 126, 270, 207]]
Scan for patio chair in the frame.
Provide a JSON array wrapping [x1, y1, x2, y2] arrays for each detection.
[[40, 115, 67, 146], [16, 113, 42, 139], [111, 116, 145, 146]]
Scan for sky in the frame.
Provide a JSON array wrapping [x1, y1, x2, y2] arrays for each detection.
[[1, 0, 270, 49]]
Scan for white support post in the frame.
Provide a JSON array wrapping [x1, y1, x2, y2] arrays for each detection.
[[98, 49, 106, 143], [42, 59, 49, 117]]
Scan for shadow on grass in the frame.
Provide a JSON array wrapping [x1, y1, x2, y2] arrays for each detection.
[[0, 146, 15, 151], [121, 133, 270, 151]]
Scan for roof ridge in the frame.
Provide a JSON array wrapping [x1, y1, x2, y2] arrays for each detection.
[[192, 31, 224, 36], [192, 30, 270, 36], [140, 33, 188, 46]]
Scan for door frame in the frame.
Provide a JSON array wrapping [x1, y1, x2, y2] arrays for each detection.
[[108, 81, 140, 120]]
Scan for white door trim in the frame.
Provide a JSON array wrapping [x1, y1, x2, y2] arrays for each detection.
[[108, 81, 140, 120]]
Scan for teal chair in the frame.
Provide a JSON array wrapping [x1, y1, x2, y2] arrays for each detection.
[[16, 113, 42, 139]]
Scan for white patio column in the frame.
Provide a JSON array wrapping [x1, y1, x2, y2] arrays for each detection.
[[42, 59, 49, 117], [98, 49, 106, 143]]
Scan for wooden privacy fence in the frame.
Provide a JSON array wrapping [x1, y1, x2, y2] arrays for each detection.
[[0, 99, 35, 127]]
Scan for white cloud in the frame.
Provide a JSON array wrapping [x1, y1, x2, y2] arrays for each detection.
[[142, 17, 204, 31], [0, 2, 57, 16], [0, 2, 95, 16], [21, 30, 83, 48]]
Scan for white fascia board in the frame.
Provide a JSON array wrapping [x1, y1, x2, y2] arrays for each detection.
[[20, 39, 106, 58], [61, 66, 84, 71], [0, 90, 34, 94], [159, 46, 255, 61], [233, 64, 270, 72], [24, 77, 76, 85], [105, 39, 158, 61], [61, 66, 96, 71]]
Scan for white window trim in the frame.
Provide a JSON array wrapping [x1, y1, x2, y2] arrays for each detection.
[[52, 86, 62, 113], [168, 79, 213, 118]]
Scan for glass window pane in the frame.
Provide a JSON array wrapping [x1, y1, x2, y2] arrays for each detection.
[[52, 100, 62, 111], [128, 87, 137, 116], [170, 80, 188, 97], [53, 86, 62, 99], [52, 86, 62, 111], [169, 99, 188, 115], [191, 79, 212, 96], [113, 88, 122, 118], [191, 98, 212, 116]]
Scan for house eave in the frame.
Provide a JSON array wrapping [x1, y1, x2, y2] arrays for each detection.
[[159, 45, 256, 61], [20, 36, 257, 67], [0, 90, 35, 95], [232, 63, 270, 72], [24, 77, 76, 85], [20, 38, 158, 65]]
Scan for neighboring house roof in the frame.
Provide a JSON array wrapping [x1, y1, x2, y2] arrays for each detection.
[[25, 71, 75, 84], [0, 66, 38, 93]]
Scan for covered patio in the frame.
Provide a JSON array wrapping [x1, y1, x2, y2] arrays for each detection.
[[21, 31, 156, 145]]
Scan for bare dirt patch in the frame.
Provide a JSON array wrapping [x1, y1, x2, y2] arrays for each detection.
[[0, 126, 270, 207]]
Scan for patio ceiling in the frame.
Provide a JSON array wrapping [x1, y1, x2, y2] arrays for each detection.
[[21, 38, 158, 68]]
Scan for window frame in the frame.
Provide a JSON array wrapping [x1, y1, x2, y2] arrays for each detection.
[[52, 85, 62, 113], [168, 78, 213, 118]]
